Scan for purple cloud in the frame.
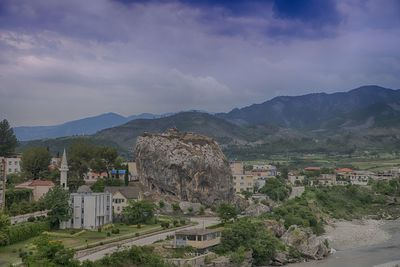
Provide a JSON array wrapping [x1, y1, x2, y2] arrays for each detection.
[[0, 0, 399, 126]]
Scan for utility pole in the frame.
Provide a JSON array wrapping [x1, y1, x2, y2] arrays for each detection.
[[0, 158, 6, 211]]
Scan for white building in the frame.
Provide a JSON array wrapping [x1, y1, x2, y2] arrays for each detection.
[[0, 156, 22, 176], [62, 185, 113, 229], [60, 150, 113, 229]]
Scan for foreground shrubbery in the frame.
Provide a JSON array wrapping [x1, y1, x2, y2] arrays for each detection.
[[259, 177, 292, 201], [217, 218, 285, 266], [21, 234, 172, 267], [8, 220, 50, 244]]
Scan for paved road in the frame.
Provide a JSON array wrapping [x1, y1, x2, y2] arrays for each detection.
[[289, 186, 305, 199], [77, 217, 219, 262]]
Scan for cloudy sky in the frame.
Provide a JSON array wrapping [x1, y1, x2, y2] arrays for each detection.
[[1, 0, 400, 126]]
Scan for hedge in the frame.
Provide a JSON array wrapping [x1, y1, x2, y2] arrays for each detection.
[[5, 189, 33, 209], [7, 220, 50, 245]]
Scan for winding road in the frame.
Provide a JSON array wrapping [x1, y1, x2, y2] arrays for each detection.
[[76, 217, 219, 262]]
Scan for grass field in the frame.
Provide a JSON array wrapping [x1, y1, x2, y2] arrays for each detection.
[[246, 153, 400, 171], [0, 223, 164, 267], [0, 237, 35, 267], [48, 223, 162, 249]]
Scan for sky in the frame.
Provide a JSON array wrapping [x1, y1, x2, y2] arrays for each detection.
[[0, 0, 400, 126]]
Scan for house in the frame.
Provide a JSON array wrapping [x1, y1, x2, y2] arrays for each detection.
[[60, 151, 113, 230], [349, 171, 372, 185], [84, 171, 108, 183], [311, 174, 336, 186], [173, 229, 221, 252], [230, 161, 245, 175], [304, 167, 321, 172], [61, 185, 113, 229], [105, 186, 142, 214], [0, 156, 22, 176], [252, 164, 277, 177], [111, 169, 129, 179], [288, 175, 305, 186], [15, 180, 55, 201], [233, 174, 254, 193]]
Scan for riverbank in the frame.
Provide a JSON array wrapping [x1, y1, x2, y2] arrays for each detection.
[[289, 219, 400, 267], [324, 219, 390, 250]]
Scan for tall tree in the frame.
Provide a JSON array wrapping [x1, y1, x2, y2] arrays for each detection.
[[124, 164, 129, 186], [0, 119, 18, 157], [21, 147, 52, 179], [44, 186, 71, 229]]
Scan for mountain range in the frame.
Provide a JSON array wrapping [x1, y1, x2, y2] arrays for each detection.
[[14, 112, 168, 141], [16, 85, 400, 159]]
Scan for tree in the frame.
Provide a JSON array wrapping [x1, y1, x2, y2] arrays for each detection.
[[122, 200, 156, 225], [21, 147, 52, 179], [22, 234, 79, 267], [219, 219, 280, 266], [0, 119, 18, 157], [217, 203, 238, 223], [259, 177, 291, 201], [124, 165, 129, 186], [0, 212, 10, 245], [44, 186, 71, 229]]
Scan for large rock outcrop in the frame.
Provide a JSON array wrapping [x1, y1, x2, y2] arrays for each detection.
[[135, 129, 234, 206], [281, 226, 330, 260]]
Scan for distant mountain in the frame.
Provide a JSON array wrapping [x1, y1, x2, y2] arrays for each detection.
[[218, 85, 400, 130], [14, 110, 212, 141], [17, 85, 400, 159], [94, 111, 278, 154], [14, 112, 163, 141]]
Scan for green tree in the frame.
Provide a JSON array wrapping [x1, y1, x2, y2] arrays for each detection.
[[22, 234, 79, 267], [0, 119, 18, 157], [44, 186, 71, 229], [122, 200, 156, 225], [219, 219, 280, 266], [124, 165, 129, 186], [260, 177, 291, 201], [21, 147, 52, 179], [217, 203, 238, 223], [0, 212, 10, 245]]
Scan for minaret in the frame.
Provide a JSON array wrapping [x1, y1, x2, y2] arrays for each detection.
[[60, 149, 69, 190]]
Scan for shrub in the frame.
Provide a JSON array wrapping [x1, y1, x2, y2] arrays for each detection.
[[107, 232, 111, 237], [179, 219, 186, 225], [27, 217, 35, 222], [159, 200, 165, 209], [111, 228, 120, 234], [135, 233, 140, 237], [137, 224, 141, 229], [160, 221, 170, 229], [7, 220, 50, 245], [172, 220, 179, 227]]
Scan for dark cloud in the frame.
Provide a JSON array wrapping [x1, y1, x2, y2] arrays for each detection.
[[0, 0, 399, 126]]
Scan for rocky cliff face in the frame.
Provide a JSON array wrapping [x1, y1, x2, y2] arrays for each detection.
[[135, 129, 234, 206]]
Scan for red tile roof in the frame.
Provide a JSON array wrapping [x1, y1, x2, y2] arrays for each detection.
[[304, 167, 321, 171], [28, 180, 55, 187], [336, 168, 353, 173]]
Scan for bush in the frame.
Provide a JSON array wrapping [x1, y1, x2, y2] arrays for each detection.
[[107, 232, 111, 237], [179, 219, 186, 225], [111, 228, 120, 234], [159, 201, 165, 209], [172, 203, 181, 213], [172, 220, 179, 227], [259, 178, 291, 201], [160, 221, 170, 229], [7, 220, 50, 245], [137, 224, 141, 229], [27, 216, 35, 222], [135, 233, 140, 237]]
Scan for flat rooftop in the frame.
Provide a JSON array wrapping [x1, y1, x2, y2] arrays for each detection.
[[175, 228, 220, 236]]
